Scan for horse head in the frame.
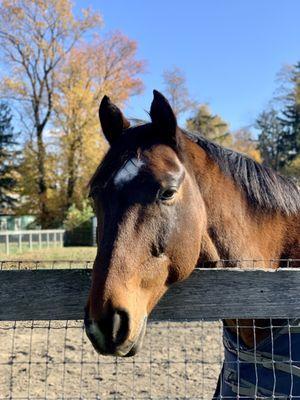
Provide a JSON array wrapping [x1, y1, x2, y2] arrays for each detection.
[[84, 91, 206, 356]]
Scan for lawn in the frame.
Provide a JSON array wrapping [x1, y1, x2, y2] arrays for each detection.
[[0, 246, 97, 261]]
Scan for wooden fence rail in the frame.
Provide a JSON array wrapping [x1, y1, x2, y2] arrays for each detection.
[[0, 229, 65, 255], [0, 268, 300, 321]]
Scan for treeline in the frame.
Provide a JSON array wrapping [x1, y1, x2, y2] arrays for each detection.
[[0, 1, 299, 228]]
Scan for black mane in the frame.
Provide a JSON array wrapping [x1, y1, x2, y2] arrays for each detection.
[[184, 129, 300, 215]]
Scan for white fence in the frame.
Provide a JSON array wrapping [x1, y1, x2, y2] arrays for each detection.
[[0, 229, 65, 255]]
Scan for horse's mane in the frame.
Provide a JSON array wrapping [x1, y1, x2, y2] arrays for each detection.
[[183, 129, 300, 215]]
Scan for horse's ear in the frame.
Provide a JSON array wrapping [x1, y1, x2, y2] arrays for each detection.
[[150, 90, 178, 143], [99, 95, 130, 145]]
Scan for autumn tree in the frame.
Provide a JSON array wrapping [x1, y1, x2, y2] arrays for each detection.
[[230, 128, 261, 162], [16, 140, 65, 225], [162, 67, 196, 118], [53, 33, 144, 213], [186, 104, 231, 146], [0, 103, 19, 212], [0, 0, 101, 227]]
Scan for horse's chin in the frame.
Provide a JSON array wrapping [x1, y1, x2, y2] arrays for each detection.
[[118, 316, 148, 357]]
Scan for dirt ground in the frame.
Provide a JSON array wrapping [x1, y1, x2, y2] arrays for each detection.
[[0, 320, 223, 400]]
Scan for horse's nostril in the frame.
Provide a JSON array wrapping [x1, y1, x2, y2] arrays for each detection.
[[111, 309, 129, 346]]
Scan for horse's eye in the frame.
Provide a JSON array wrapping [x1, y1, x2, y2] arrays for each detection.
[[159, 188, 177, 201]]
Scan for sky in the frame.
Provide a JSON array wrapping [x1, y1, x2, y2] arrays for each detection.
[[76, 0, 300, 131]]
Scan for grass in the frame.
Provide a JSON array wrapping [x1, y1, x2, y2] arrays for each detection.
[[0, 245, 97, 261]]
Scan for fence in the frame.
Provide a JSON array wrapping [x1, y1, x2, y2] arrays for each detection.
[[0, 260, 299, 399], [0, 230, 65, 255]]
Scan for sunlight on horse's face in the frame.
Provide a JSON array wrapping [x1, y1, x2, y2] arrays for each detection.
[[84, 92, 204, 356]]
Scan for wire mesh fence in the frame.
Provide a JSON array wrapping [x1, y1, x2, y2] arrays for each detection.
[[0, 260, 299, 399], [0, 319, 225, 399]]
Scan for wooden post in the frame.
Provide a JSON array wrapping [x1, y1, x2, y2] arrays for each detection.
[[46, 232, 49, 248], [60, 232, 63, 247], [38, 232, 42, 249]]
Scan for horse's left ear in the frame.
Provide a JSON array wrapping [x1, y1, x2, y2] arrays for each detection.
[[99, 95, 130, 145], [150, 90, 178, 145]]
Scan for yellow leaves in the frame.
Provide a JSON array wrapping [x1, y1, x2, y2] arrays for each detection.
[[231, 129, 261, 162], [283, 156, 300, 181], [1, 77, 27, 96], [79, 7, 103, 31], [52, 32, 144, 209]]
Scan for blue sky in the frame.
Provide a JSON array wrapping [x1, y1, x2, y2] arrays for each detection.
[[76, 0, 300, 131]]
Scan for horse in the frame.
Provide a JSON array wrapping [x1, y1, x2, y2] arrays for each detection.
[[84, 90, 300, 398]]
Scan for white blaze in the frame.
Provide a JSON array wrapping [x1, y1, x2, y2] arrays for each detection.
[[114, 158, 144, 187]]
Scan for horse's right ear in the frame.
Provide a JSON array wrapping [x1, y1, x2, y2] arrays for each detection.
[[99, 96, 130, 145], [150, 90, 178, 146]]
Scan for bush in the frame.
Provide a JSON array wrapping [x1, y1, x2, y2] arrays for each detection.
[[64, 200, 94, 230], [63, 200, 95, 246]]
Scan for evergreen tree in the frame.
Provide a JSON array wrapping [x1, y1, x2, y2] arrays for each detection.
[[0, 103, 19, 212], [256, 109, 287, 171], [186, 104, 231, 146], [280, 62, 300, 162], [256, 62, 300, 177]]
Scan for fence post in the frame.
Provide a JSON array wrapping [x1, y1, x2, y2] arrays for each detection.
[[5, 233, 9, 255], [60, 232, 63, 247], [18, 233, 22, 252], [39, 232, 42, 249], [29, 233, 32, 251], [46, 232, 49, 248]]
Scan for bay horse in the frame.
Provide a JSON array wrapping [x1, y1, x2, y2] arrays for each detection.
[[85, 90, 300, 398]]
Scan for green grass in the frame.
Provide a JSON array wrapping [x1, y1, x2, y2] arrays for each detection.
[[0, 246, 97, 261]]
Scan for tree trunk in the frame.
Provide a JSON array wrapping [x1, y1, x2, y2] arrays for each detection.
[[66, 140, 78, 213], [36, 126, 50, 228]]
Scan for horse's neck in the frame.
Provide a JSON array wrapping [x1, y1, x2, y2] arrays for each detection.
[[185, 139, 300, 347], [185, 139, 298, 265]]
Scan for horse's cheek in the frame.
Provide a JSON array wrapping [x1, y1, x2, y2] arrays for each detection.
[[168, 227, 202, 283], [169, 197, 204, 282]]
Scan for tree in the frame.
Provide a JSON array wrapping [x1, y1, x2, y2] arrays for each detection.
[[53, 33, 144, 212], [15, 141, 62, 222], [0, 103, 19, 212], [162, 67, 196, 118], [279, 62, 300, 163], [0, 0, 101, 227], [186, 104, 232, 146], [256, 62, 300, 176], [256, 109, 286, 171], [230, 129, 261, 162]]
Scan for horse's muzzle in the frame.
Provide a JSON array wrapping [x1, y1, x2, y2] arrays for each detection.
[[84, 307, 147, 357]]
